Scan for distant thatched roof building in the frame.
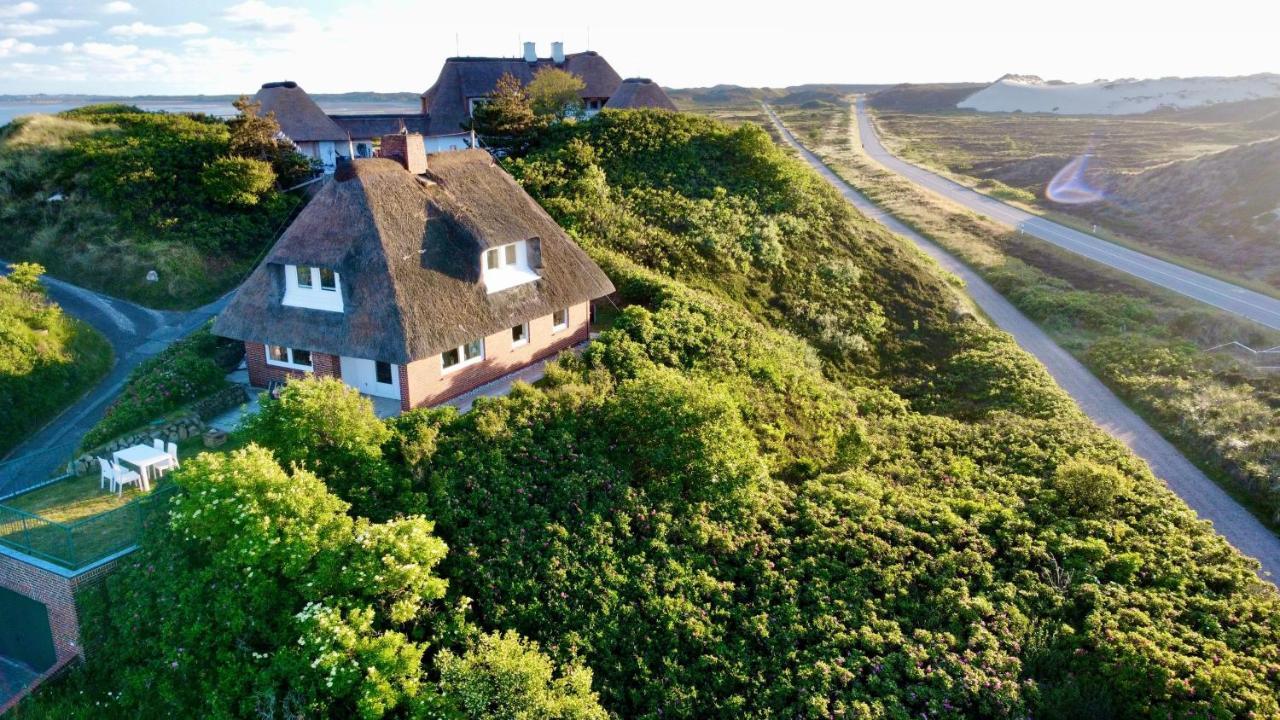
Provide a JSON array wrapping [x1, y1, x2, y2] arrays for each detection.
[[329, 113, 430, 140], [213, 150, 614, 364], [254, 81, 349, 143], [605, 78, 677, 111], [421, 47, 623, 136]]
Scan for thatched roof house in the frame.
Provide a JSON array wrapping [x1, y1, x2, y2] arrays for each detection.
[[254, 81, 349, 143], [605, 78, 678, 111], [421, 44, 623, 136], [213, 139, 615, 410]]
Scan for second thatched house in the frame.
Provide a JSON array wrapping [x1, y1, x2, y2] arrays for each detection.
[[254, 81, 353, 173], [605, 78, 678, 111], [212, 133, 614, 410]]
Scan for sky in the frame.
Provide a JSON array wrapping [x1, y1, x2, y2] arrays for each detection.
[[0, 0, 1276, 95]]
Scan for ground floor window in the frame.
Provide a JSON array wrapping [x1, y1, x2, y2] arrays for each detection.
[[552, 308, 569, 332], [266, 344, 313, 369], [442, 338, 484, 372], [511, 322, 529, 347]]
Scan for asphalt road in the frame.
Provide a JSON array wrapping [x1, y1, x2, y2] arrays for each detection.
[[764, 104, 1280, 583], [852, 97, 1280, 332], [1, 263, 229, 493]]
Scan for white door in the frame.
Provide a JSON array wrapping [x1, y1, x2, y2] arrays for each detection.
[[340, 357, 400, 399], [319, 141, 337, 173]]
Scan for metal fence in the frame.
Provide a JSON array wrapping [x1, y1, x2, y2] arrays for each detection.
[[0, 442, 81, 502], [0, 484, 176, 570]]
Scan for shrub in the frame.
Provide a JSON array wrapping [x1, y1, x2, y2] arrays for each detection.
[[1053, 458, 1130, 514], [81, 326, 228, 449], [0, 263, 111, 453]]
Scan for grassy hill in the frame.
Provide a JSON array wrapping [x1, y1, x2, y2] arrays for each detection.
[[20, 109, 1280, 719], [0, 263, 111, 455], [1082, 137, 1280, 280], [0, 105, 303, 309], [867, 82, 987, 112]]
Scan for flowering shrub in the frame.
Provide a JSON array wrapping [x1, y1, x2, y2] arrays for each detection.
[[81, 327, 229, 449]]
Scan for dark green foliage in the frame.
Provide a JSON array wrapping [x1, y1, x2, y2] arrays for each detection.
[[0, 104, 304, 308], [0, 263, 111, 454], [466, 72, 545, 154], [80, 325, 232, 449], [20, 110, 1280, 720]]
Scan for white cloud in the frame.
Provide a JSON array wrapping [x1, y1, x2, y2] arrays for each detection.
[[101, 1, 136, 13], [108, 21, 208, 38], [223, 1, 310, 32], [0, 36, 39, 56], [74, 41, 140, 60], [0, 17, 94, 36], [0, 2, 37, 19]]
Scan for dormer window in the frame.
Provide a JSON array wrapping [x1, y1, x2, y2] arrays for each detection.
[[482, 240, 540, 294], [284, 264, 344, 312]]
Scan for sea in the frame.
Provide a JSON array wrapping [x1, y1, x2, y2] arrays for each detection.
[[0, 98, 419, 126]]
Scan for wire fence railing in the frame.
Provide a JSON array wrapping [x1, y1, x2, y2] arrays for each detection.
[[0, 483, 176, 570], [0, 442, 81, 502]]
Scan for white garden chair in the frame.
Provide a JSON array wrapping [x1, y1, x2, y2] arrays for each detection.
[[112, 462, 142, 496], [152, 438, 178, 476], [97, 457, 114, 490], [166, 442, 179, 470]]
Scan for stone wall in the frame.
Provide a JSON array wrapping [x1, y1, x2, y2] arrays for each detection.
[[68, 412, 204, 477]]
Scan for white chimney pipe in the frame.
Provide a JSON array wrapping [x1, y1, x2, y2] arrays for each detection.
[[551, 41, 565, 64], [523, 41, 537, 63]]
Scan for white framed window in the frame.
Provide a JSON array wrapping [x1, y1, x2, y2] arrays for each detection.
[[481, 240, 539, 294], [511, 323, 529, 348], [441, 338, 485, 372], [552, 308, 569, 332], [375, 360, 393, 385], [284, 264, 343, 312], [265, 344, 313, 370]]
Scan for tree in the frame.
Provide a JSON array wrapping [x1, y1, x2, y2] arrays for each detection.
[[527, 68, 585, 121], [240, 376, 424, 520], [227, 95, 315, 187], [75, 446, 449, 718], [436, 631, 607, 720], [200, 155, 276, 206], [467, 72, 543, 155]]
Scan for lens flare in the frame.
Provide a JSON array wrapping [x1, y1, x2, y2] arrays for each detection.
[[1045, 153, 1106, 204]]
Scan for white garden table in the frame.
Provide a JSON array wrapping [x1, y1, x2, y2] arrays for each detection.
[[112, 444, 170, 491]]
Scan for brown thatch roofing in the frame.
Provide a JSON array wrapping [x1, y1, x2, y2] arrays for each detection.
[[330, 113, 430, 140], [605, 78, 678, 111], [254, 81, 350, 143], [212, 151, 615, 364], [421, 51, 623, 136]]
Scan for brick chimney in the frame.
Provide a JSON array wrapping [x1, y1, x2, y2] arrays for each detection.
[[380, 132, 427, 175], [551, 41, 565, 64], [523, 41, 537, 63]]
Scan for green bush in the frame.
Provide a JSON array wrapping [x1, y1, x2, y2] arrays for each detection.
[[0, 263, 112, 454], [0, 105, 303, 308], [1053, 458, 1131, 514], [80, 326, 229, 449]]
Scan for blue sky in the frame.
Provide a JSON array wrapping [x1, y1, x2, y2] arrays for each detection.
[[0, 0, 1276, 95]]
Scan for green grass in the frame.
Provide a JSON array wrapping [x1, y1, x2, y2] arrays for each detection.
[[0, 433, 237, 568]]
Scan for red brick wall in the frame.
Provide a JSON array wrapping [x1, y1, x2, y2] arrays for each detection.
[[0, 552, 81, 665], [402, 302, 590, 409], [244, 341, 341, 388]]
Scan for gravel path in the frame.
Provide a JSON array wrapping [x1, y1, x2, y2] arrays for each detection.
[[764, 104, 1280, 583]]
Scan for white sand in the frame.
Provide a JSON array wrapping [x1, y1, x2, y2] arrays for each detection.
[[958, 74, 1280, 115]]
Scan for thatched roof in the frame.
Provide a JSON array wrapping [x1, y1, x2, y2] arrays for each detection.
[[330, 113, 430, 140], [213, 151, 615, 364], [254, 81, 350, 142], [421, 51, 623, 136], [605, 78, 678, 111]]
